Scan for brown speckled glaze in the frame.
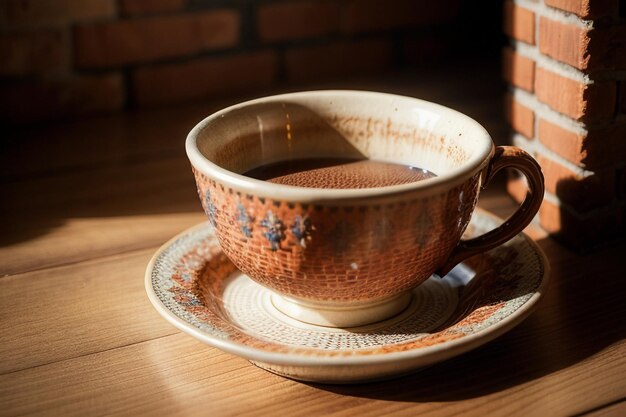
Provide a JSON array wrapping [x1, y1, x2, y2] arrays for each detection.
[[193, 169, 480, 303], [187, 91, 545, 312]]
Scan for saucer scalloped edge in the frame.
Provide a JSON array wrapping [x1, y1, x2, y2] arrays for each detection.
[[145, 208, 549, 383]]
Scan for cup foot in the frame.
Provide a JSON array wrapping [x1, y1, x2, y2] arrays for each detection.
[[270, 292, 413, 328]]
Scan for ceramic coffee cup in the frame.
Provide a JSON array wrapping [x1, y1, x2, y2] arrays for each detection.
[[186, 91, 544, 327]]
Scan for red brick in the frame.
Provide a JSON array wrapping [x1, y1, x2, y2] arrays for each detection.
[[502, 47, 534, 92], [285, 38, 393, 83], [342, 0, 462, 34], [537, 153, 617, 211], [503, 1, 535, 45], [74, 10, 239, 68], [506, 172, 528, 204], [534, 67, 616, 123], [504, 93, 534, 139], [0, 73, 124, 124], [0, 29, 69, 76], [544, 0, 618, 19], [132, 51, 277, 106], [539, 17, 626, 70], [538, 17, 590, 70], [258, 1, 340, 42], [119, 0, 187, 16], [538, 120, 587, 166], [0, 0, 115, 27], [538, 119, 626, 169], [539, 198, 624, 248]]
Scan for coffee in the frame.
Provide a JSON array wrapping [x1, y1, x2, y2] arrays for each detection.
[[244, 157, 436, 189]]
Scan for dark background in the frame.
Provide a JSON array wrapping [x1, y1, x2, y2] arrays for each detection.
[[0, 0, 505, 128]]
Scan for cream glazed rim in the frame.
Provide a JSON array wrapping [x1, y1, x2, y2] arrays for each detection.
[[145, 208, 550, 369], [185, 90, 494, 202]]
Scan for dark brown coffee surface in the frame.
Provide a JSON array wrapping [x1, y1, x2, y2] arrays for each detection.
[[244, 157, 436, 189]]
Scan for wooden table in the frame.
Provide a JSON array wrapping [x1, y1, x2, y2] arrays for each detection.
[[2, 65, 625, 416]]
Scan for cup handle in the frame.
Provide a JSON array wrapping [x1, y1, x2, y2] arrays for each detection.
[[436, 146, 545, 277]]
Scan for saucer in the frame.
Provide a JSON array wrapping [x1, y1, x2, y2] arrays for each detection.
[[145, 208, 549, 383]]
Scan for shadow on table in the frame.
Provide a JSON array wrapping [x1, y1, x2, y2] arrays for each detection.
[[0, 101, 219, 248], [308, 237, 626, 402]]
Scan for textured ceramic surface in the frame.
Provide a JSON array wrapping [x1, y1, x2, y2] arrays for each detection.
[[245, 159, 436, 188], [145, 209, 549, 383], [192, 170, 479, 304], [186, 91, 544, 326]]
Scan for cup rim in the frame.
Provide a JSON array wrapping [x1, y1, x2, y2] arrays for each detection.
[[186, 90, 493, 202]]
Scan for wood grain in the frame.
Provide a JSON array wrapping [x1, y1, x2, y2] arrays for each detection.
[[0, 248, 177, 374], [0, 330, 623, 417], [1, 156, 205, 275], [0, 213, 205, 275], [584, 400, 626, 417]]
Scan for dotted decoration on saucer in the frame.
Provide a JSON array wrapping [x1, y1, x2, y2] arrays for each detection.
[[149, 213, 545, 357], [221, 273, 457, 350]]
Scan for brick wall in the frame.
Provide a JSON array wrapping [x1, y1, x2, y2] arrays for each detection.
[[503, 0, 626, 248], [0, 0, 464, 125]]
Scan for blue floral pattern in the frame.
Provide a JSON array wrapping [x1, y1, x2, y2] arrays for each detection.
[[260, 211, 285, 251], [236, 204, 254, 238], [203, 189, 217, 227], [290, 215, 314, 247]]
